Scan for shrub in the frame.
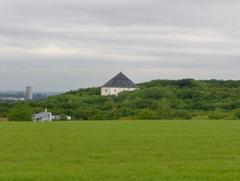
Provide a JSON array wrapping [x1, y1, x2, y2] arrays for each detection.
[[8, 103, 32, 121], [137, 109, 156, 119]]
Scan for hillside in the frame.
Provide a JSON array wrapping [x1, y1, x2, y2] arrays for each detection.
[[22, 79, 240, 120], [1, 79, 240, 120]]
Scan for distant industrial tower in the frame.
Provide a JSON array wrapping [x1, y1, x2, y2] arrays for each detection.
[[25, 86, 33, 100]]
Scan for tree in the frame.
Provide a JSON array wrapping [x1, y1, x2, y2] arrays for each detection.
[[137, 109, 156, 119], [233, 108, 240, 119], [156, 99, 174, 119], [74, 107, 92, 120], [3, 79, 240, 121], [8, 103, 32, 121]]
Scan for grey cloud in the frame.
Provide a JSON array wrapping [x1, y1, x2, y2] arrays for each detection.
[[0, 0, 240, 91]]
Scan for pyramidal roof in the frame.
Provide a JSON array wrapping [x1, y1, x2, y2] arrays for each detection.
[[103, 72, 137, 88]]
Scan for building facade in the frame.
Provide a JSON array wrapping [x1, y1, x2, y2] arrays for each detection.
[[25, 86, 33, 100], [101, 72, 137, 96], [33, 109, 52, 122], [33, 109, 72, 122]]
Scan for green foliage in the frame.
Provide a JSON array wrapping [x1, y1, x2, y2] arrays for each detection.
[[27, 79, 240, 120], [156, 99, 174, 119], [0, 101, 11, 118], [8, 102, 32, 121], [137, 109, 156, 119], [1, 79, 240, 120], [233, 108, 240, 119]]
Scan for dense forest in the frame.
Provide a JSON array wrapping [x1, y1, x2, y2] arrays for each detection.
[[1, 79, 240, 121]]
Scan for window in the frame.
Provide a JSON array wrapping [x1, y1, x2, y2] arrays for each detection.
[[105, 89, 108, 92], [114, 89, 117, 92]]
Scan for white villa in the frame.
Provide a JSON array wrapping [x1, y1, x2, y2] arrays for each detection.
[[101, 72, 137, 96]]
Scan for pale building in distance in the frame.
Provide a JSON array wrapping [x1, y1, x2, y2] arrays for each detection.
[[33, 109, 52, 122], [101, 72, 137, 96], [25, 86, 33, 100]]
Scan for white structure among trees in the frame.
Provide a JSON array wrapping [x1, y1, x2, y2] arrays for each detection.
[[101, 72, 137, 96], [33, 109, 72, 122], [33, 109, 52, 122]]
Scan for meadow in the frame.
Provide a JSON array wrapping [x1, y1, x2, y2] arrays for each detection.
[[1, 120, 240, 181]]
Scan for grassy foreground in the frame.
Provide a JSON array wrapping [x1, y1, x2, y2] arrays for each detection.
[[1, 120, 240, 181]]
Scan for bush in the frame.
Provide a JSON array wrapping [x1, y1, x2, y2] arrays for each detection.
[[208, 111, 234, 120], [233, 108, 240, 119], [137, 109, 156, 119], [8, 103, 32, 121]]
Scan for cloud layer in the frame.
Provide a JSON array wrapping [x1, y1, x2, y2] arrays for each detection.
[[0, 0, 240, 91]]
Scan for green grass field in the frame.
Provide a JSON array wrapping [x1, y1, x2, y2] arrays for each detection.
[[1, 120, 240, 181]]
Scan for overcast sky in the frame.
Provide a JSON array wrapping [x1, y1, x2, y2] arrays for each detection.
[[0, 0, 240, 91]]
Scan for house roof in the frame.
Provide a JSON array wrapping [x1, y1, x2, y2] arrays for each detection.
[[103, 72, 137, 88], [34, 112, 51, 119]]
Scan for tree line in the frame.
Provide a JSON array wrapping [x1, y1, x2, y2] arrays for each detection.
[[1, 79, 240, 121]]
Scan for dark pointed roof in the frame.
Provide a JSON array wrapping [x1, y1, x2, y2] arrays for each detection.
[[103, 72, 137, 88]]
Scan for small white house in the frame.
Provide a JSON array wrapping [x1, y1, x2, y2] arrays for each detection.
[[33, 109, 52, 122], [101, 72, 137, 96]]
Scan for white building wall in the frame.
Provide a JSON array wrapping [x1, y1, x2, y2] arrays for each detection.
[[34, 113, 52, 122], [101, 87, 137, 96]]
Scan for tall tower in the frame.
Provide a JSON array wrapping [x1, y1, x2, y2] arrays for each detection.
[[25, 86, 33, 100]]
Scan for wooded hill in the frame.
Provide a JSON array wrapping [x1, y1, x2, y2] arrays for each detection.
[[1, 79, 240, 120]]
